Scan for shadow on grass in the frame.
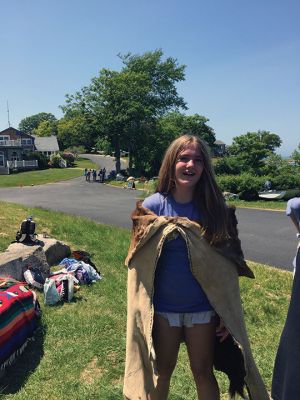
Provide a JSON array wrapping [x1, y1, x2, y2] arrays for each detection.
[[0, 323, 45, 394]]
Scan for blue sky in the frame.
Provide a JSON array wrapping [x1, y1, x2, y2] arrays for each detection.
[[0, 0, 299, 155]]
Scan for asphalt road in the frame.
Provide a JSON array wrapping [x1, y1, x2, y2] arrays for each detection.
[[0, 173, 297, 271]]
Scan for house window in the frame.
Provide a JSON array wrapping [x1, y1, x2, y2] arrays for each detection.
[[11, 152, 19, 161], [0, 151, 4, 166], [0, 136, 9, 145], [21, 138, 32, 145]]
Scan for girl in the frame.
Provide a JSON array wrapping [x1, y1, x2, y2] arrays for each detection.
[[124, 135, 268, 400]]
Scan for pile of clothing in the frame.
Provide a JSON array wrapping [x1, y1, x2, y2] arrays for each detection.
[[23, 250, 102, 306]]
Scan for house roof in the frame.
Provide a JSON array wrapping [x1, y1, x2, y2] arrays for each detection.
[[33, 135, 59, 152], [0, 127, 34, 139], [214, 140, 226, 145]]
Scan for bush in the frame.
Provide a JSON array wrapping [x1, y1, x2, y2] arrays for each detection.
[[216, 173, 264, 194], [216, 170, 300, 201], [49, 153, 62, 168], [61, 152, 75, 167], [27, 151, 49, 170], [238, 188, 259, 201], [271, 172, 300, 190]]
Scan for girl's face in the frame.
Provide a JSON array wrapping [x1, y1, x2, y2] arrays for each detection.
[[174, 144, 204, 191]]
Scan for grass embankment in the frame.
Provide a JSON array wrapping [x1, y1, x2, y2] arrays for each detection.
[[0, 158, 98, 188], [0, 202, 292, 399]]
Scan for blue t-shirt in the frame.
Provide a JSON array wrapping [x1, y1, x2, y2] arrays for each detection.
[[142, 192, 213, 313]]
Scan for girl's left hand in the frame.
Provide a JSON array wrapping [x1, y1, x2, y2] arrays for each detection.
[[216, 318, 230, 343]]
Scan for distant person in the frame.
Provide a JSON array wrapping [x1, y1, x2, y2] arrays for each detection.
[[86, 169, 91, 182], [101, 167, 106, 183], [98, 168, 103, 183], [272, 198, 300, 399], [84, 168, 88, 180], [92, 169, 97, 182]]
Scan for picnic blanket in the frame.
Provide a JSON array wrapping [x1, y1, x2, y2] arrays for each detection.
[[0, 278, 39, 371]]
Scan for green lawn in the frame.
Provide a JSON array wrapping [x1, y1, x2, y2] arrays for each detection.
[[0, 158, 98, 188], [0, 202, 291, 399]]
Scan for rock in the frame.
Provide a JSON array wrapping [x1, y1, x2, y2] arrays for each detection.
[[35, 235, 71, 266], [0, 244, 49, 281], [0, 236, 71, 281]]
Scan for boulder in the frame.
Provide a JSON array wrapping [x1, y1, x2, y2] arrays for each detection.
[[0, 237, 71, 281], [35, 235, 71, 266], [0, 244, 49, 281]]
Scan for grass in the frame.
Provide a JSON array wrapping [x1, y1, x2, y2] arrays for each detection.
[[74, 157, 98, 170], [226, 199, 287, 211], [0, 202, 292, 399], [0, 158, 98, 188]]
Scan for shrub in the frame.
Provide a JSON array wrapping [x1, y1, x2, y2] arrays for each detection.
[[238, 188, 259, 201], [27, 151, 49, 170], [217, 173, 265, 194], [49, 153, 62, 168], [61, 152, 75, 167]]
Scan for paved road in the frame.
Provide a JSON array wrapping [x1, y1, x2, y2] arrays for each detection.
[[81, 153, 128, 174], [0, 174, 297, 271]]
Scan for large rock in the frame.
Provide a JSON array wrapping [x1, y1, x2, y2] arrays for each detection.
[[0, 237, 71, 281], [0, 244, 49, 281], [35, 235, 71, 266]]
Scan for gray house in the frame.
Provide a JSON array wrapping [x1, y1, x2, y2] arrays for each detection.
[[0, 127, 37, 174], [33, 135, 59, 157], [0, 128, 62, 174], [213, 140, 226, 157]]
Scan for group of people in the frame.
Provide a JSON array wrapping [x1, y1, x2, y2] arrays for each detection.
[[84, 167, 106, 183], [123, 134, 300, 400]]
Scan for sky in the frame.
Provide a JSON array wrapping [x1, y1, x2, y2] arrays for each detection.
[[0, 0, 299, 156]]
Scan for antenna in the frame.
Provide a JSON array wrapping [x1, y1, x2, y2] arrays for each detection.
[[7, 100, 11, 127]]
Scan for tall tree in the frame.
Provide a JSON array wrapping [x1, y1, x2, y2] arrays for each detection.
[[18, 113, 57, 135], [61, 50, 186, 173]]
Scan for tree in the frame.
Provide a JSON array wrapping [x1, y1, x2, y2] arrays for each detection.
[[32, 120, 58, 137], [18, 113, 57, 135], [60, 50, 187, 173], [292, 143, 300, 166], [159, 112, 216, 147], [228, 130, 282, 174], [57, 116, 96, 151]]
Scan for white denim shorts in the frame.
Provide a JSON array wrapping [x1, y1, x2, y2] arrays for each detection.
[[156, 310, 215, 328]]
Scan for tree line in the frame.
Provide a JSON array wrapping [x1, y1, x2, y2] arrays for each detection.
[[18, 49, 300, 183]]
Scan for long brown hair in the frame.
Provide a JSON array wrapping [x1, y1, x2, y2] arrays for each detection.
[[156, 134, 229, 242]]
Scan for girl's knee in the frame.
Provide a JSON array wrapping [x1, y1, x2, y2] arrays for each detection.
[[190, 364, 214, 381], [157, 363, 176, 380]]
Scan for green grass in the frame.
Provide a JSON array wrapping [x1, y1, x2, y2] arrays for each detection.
[[74, 157, 98, 170], [227, 199, 287, 211], [0, 202, 292, 399], [0, 158, 98, 188]]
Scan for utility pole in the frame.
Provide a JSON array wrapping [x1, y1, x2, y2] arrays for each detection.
[[7, 101, 11, 127]]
